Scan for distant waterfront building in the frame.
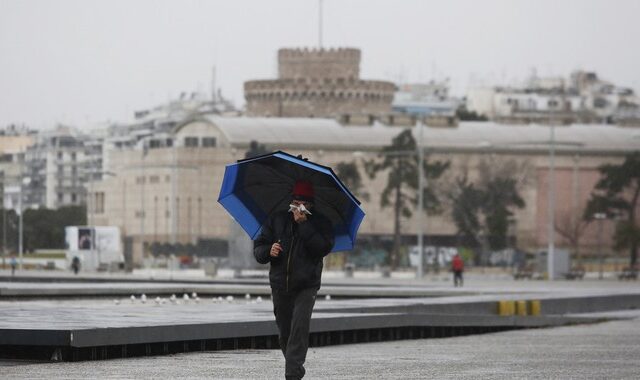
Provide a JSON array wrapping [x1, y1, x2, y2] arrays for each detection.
[[392, 82, 461, 127], [0, 125, 37, 212], [393, 82, 460, 117], [24, 127, 89, 209], [466, 70, 640, 126], [102, 91, 238, 173], [89, 116, 640, 266], [244, 48, 396, 119]]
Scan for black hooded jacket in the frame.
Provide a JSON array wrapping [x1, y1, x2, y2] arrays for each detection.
[[254, 210, 334, 291]]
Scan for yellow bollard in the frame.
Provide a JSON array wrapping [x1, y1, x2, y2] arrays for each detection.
[[515, 300, 527, 316], [498, 300, 515, 316], [529, 300, 541, 316]]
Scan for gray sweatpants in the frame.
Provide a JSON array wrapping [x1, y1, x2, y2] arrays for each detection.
[[272, 287, 318, 379]]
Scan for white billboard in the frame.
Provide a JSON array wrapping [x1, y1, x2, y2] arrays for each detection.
[[66, 226, 123, 271]]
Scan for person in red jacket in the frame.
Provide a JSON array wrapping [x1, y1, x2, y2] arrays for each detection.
[[451, 254, 464, 287]]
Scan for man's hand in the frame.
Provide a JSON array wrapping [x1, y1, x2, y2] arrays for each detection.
[[270, 242, 283, 257], [292, 208, 308, 224]]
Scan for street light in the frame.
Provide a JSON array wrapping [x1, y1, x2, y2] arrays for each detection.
[[416, 121, 425, 279], [1, 174, 29, 270], [18, 176, 31, 271], [593, 212, 607, 280], [548, 124, 556, 280]]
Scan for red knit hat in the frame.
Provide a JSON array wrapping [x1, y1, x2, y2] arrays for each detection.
[[292, 180, 314, 202]]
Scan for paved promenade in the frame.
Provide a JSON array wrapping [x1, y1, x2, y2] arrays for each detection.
[[3, 310, 639, 379], [1, 270, 639, 378]]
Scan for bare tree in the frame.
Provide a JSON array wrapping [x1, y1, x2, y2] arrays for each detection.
[[554, 208, 590, 264]]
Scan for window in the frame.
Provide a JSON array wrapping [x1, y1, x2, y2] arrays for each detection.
[[594, 98, 608, 109], [57, 152, 63, 160], [71, 152, 76, 161], [202, 137, 216, 147], [57, 193, 63, 202], [149, 139, 161, 149], [71, 193, 77, 202], [149, 175, 160, 184], [136, 176, 145, 184], [166, 139, 173, 147], [184, 137, 199, 147]]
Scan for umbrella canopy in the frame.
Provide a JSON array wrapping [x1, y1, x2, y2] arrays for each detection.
[[218, 151, 365, 252]]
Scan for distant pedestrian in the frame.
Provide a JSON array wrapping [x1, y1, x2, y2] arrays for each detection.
[[71, 256, 80, 275], [452, 253, 464, 287], [10, 255, 17, 276], [254, 181, 334, 380]]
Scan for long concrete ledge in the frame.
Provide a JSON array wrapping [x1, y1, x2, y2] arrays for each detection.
[[0, 312, 611, 362], [2, 290, 638, 361], [0, 313, 604, 348]]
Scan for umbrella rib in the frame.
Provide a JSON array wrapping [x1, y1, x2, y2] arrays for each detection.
[[240, 182, 291, 190], [305, 169, 325, 183], [262, 191, 293, 225], [314, 195, 349, 225], [222, 152, 362, 251], [251, 164, 295, 182]]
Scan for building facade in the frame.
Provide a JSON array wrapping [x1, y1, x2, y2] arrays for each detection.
[[24, 128, 89, 209], [88, 116, 640, 266], [0, 131, 36, 214], [392, 82, 460, 118], [466, 70, 640, 125]]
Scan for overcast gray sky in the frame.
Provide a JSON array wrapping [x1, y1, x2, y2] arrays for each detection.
[[1, 0, 639, 129]]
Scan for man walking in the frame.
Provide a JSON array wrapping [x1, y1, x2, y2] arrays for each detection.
[[254, 180, 334, 380]]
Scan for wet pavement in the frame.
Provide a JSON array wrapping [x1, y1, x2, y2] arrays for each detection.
[[2, 272, 639, 378], [2, 310, 639, 379]]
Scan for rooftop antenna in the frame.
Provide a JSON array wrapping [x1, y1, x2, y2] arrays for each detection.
[[318, 0, 323, 48], [211, 65, 217, 102]]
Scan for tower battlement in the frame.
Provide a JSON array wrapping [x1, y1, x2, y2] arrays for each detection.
[[278, 47, 361, 80], [245, 47, 394, 118]]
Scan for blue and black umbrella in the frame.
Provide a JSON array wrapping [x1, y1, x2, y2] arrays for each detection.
[[218, 151, 365, 252]]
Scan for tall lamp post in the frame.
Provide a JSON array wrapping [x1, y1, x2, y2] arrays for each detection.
[[141, 142, 147, 259], [416, 120, 425, 279], [1, 174, 5, 268], [18, 176, 31, 270], [547, 124, 556, 280], [593, 212, 607, 279]]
